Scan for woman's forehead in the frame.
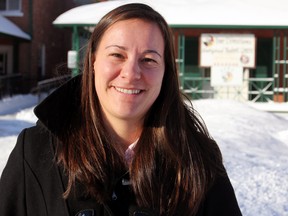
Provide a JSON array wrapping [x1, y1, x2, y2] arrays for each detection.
[[98, 19, 164, 51]]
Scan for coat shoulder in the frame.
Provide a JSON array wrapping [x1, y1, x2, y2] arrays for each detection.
[[0, 123, 70, 216], [23, 122, 55, 167]]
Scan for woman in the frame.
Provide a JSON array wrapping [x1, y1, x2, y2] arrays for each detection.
[[0, 3, 242, 216]]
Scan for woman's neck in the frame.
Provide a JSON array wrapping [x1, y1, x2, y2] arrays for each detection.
[[104, 117, 143, 150]]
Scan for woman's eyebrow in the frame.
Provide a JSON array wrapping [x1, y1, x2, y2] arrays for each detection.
[[105, 44, 126, 50], [105, 45, 162, 57], [143, 50, 162, 58]]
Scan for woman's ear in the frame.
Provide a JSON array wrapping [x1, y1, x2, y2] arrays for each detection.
[[92, 58, 96, 74]]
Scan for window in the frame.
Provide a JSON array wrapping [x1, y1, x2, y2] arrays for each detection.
[[0, 0, 22, 16]]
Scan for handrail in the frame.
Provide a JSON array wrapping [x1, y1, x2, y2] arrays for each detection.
[[32, 75, 71, 102], [36, 74, 71, 86]]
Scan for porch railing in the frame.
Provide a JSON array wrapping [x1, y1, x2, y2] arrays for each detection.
[[180, 76, 275, 102]]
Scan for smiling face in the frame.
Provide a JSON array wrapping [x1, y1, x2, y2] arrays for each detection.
[[93, 18, 165, 129]]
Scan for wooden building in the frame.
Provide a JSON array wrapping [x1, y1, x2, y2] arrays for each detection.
[[53, 0, 288, 102]]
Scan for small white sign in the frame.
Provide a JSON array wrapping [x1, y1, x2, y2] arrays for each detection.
[[211, 66, 243, 87], [67, 50, 77, 69]]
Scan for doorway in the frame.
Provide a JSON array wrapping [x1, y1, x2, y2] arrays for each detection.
[[0, 45, 13, 75]]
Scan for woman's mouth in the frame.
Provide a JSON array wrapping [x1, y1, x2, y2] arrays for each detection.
[[114, 87, 142, 95]]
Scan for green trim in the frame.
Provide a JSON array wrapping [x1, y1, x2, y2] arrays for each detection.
[[273, 34, 281, 99], [54, 23, 288, 30], [170, 24, 288, 29], [71, 26, 79, 76], [272, 34, 288, 101], [178, 34, 185, 88], [284, 35, 287, 101], [276, 36, 280, 99]]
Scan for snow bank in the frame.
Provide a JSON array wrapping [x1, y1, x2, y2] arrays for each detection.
[[194, 99, 288, 216], [0, 95, 288, 216], [0, 94, 37, 115]]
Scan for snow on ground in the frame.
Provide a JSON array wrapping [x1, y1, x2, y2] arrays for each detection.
[[0, 95, 38, 175], [0, 94, 288, 216], [193, 100, 288, 216]]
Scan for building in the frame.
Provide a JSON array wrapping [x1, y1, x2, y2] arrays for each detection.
[[53, 0, 288, 103], [0, 0, 84, 96]]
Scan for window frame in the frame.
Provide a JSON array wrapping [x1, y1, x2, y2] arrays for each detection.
[[0, 0, 23, 17]]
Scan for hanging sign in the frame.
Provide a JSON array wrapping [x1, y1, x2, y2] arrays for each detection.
[[67, 50, 77, 69], [200, 34, 256, 68], [211, 66, 243, 87]]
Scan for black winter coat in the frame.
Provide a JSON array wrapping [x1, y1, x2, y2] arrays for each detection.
[[0, 75, 242, 216]]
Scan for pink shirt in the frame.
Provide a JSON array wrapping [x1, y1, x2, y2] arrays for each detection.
[[124, 140, 137, 164]]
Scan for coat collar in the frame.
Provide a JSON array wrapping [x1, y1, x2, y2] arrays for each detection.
[[34, 74, 82, 138]]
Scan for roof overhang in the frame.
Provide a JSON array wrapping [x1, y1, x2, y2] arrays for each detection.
[[0, 15, 31, 40], [53, 0, 288, 29]]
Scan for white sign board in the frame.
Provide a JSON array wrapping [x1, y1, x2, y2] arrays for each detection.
[[211, 66, 243, 87], [200, 34, 256, 68], [67, 50, 77, 69]]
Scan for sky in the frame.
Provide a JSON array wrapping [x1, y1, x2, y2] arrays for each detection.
[[0, 94, 288, 216]]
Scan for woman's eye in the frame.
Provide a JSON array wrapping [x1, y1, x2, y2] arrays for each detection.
[[110, 53, 124, 59], [142, 58, 157, 63]]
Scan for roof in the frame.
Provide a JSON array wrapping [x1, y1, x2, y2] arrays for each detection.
[[53, 0, 288, 29], [0, 15, 31, 40]]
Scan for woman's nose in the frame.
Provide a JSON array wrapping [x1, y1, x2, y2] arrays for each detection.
[[120, 59, 141, 81]]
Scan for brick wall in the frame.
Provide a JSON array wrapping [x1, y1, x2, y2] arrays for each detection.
[[6, 0, 77, 92]]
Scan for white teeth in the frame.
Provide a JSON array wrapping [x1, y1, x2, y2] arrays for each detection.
[[115, 87, 141, 94]]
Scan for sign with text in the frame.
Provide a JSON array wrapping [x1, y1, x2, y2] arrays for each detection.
[[200, 34, 256, 68]]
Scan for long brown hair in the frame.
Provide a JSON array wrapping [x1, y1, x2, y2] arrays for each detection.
[[58, 3, 225, 215]]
